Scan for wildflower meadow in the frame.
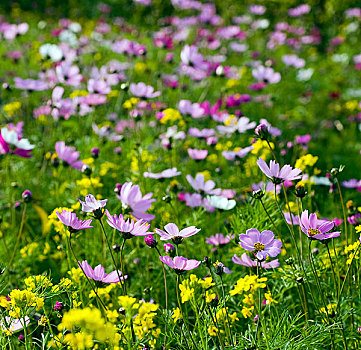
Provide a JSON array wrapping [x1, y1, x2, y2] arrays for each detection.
[[1, 0, 361, 348]]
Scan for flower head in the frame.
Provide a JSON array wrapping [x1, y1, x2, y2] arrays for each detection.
[[300, 210, 340, 240], [257, 158, 302, 184], [79, 194, 107, 218], [239, 229, 282, 260], [117, 182, 156, 221], [155, 223, 200, 244], [56, 209, 93, 232], [78, 260, 125, 283], [55, 141, 84, 170], [232, 253, 279, 269], [159, 256, 201, 274], [105, 210, 150, 238], [0, 127, 34, 158]]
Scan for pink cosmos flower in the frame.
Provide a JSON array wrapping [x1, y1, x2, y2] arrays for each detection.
[[252, 66, 281, 84], [186, 173, 221, 195], [117, 182, 156, 221], [105, 210, 151, 238], [206, 233, 234, 247], [155, 223, 200, 244], [55, 141, 84, 170], [56, 209, 93, 231], [188, 148, 208, 160], [257, 158, 302, 184], [0, 127, 34, 158], [159, 255, 201, 274], [78, 260, 125, 283], [14, 77, 48, 91], [239, 229, 282, 260], [232, 253, 279, 269], [300, 210, 341, 240], [129, 82, 160, 98]]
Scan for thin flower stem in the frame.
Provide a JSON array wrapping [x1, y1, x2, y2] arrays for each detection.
[[335, 179, 348, 245], [119, 238, 127, 295], [8, 203, 27, 272], [98, 219, 125, 294], [266, 140, 278, 163], [307, 241, 330, 324], [206, 304, 225, 350], [259, 198, 282, 238], [220, 275, 234, 347], [155, 246, 168, 349], [67, 233, 108, 313], [325, 243, 339, 300]]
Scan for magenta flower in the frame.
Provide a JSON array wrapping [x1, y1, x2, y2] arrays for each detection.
[[129, 82, 161, 98], [0, 127, 34, 158], [300, 210, 341, 240], [155, 223, 200, 244], [105, 209, 151, 238], [257, 158, 302, 184], [188, 148, 208, 160], [117, 182, 156, 221], [239, 229, 282, 260], [232, 253, 279, 269], [55, 141, 84, 170], [56, 209, 93, 232], [78, 260, 125, 283], [159, 256, 201, 274]]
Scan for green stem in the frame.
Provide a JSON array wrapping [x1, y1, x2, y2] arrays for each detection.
[[335, 179, 348, 245]]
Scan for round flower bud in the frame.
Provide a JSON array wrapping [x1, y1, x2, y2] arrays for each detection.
[[53, 301, 63, 311], [296, 277, 304, 284], [203, 256, 212, 267], [252, 189, 264, 200], [22, 190, 32, 202], [91, 147, 100, 159], [144, 235, 157, 248], [81, 164, 92, 176], [295, 184, 307, 198], [112, 244, 120, 252], [164, 243, 175, 257]]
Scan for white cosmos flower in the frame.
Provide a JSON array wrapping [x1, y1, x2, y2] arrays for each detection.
[[207, 196, 236, 210], [1, 128, 34, 150], [39, 44, 63, 62]]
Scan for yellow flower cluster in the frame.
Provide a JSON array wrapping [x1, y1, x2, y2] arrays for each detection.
[[131, 150, 156, 173], [100, 161, 119, 177], [3, 101, 21, 116], [76, 177, 103, 196], [230, 275, 267, 318], [58, 308, 116, 349], [295, 154, 318, 171], [20, 242, 39, 258], [123, 97, 140, 109], [8, 289, 44, 318], [179, 274, 215, 304], [24, 275, 52, 291], [159, 108, 182, 124], [344, 241, 360, 264]]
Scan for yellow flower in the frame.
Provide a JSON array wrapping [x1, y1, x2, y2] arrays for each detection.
[[205, 291, 216, 303], [264, 292, 278, 305], [295, 154, 318, 171], [179, 283, 194, 303], [3, 101, 22, 116], [208, 326, 219, 336], [230, 275, 267, 296], [159, 108, 182, 124], [241, 306, 254, 318], [134, 62, 148, 73]]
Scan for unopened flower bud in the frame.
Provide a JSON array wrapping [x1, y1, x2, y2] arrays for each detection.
[[285, 257, 294, 266], [252, 189, 264, 200], [144, 235, 157, 248], [81, 164, 92, 176], [164, 243, 175, 257], [255, 124, 269, 140], [295, 184, 307, 198], [112, 244, 120, 252], [120, 82, 129, 91], [296, 277, 304, 284], [22, 190, 32, 202], [203, 256, 212, 267], [91, 147, 99, 159]]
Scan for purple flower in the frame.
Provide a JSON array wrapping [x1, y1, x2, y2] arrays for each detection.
[[238, 229, 282, 260], [300, 210, 341, 240], [117, 182, 156, 221], [222, 146, 254, 161], [288, 4, 310, 17], [188, 128, 215, 138], [206, 233, 234, 247], [232, 253, 279, 269], [53, 301, 63, 311], [0, 127, 34, 158], [78, 260, 125, 283], [186, 173, 221, 195], [159, 256, 201, 274], [180, 45, 207, 69], [249, 5, 266, 15], [342, 179, 361, 188], [144, 235, 157, 248], [252, 66, 281, 84], [164, 243, 175, 255], [184, 192, 203, 208], [143, 168, 181, 179], [105, 209, 151, 238], [79, 194, 107, 215], [188, 148, 208, 160], [14, 77, 48, 91], [155, 223, 200, 244], [257, 158, 302, 184], [129, 82, 160, 98], [55, 141, 84, 170], [56, 209, 93, 232], [282, 55, 305, 68], [283, 212, 300, 225]]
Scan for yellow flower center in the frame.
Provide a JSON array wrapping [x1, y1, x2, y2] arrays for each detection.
[[308, 228, 321, 236], [253, 242, 265, 251]]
